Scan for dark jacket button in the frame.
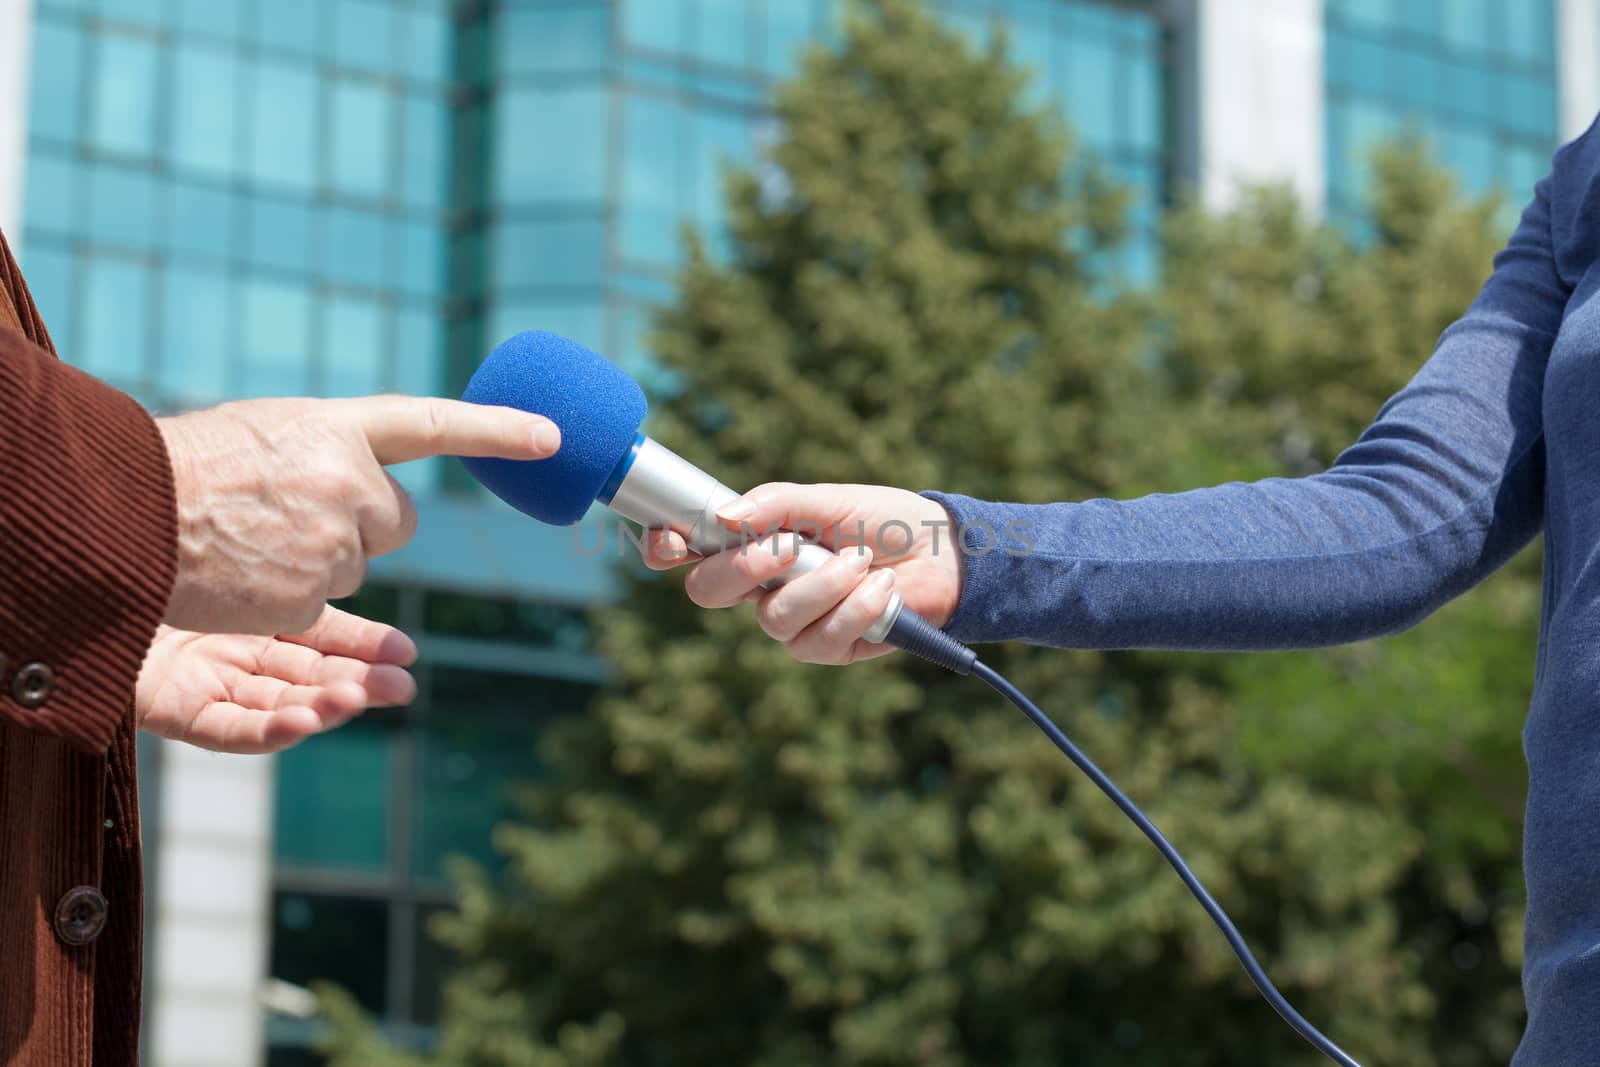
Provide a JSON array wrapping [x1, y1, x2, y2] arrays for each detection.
[[54, 886, 108, 946], [13, 662, 54, 708]]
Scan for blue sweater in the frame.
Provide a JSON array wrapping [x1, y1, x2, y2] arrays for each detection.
[[927, 117, 1600, 1064]]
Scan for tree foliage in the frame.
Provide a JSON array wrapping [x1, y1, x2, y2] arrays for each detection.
[[324, 2, 1534, 1064]]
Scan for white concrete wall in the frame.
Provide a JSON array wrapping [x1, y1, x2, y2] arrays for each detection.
[[1192, 0, 1326, 213], [0, 0, 34, 250], [145, 743, 273, 1067], [1560, 0, 1600, 141]]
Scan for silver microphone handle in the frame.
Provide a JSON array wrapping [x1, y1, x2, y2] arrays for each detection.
[[606, 437, 905, 643]]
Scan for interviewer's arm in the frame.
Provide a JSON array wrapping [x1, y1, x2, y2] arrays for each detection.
[[929, 162, 1568, 652]]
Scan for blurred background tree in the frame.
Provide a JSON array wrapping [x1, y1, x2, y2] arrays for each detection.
[[322, 1, 1534, 1063]]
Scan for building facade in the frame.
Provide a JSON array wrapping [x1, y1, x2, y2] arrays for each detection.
[[0, 1, 1594, 1064]]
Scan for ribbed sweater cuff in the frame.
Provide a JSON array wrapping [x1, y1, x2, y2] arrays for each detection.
[[0, 331, 177, 751], [919, 490, 1036, 647]]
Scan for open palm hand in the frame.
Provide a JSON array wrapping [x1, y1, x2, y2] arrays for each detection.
[[136, 605, 418, 754]]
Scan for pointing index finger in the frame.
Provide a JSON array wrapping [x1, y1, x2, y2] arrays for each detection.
[[346, 395, 561, 466]]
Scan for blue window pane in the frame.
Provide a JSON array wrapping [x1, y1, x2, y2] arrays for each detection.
[[1125, 50, 1161, 150], [495, 86, 609, 206], [1326, 99, 1357, 202], [271, 892, 389, 1012], [172, 43, 241, 178], [80, 254, 149, 382], [620, 94, 681, 264], [1504, 1, 1553, 62], [1342, 98, 1400, 200], [763, 0, 819, 76], [1507, 73, 1557, 138], [623, 0, 686, 53], [392, 219, 444, 295], [449, 228, 485, 297], [159, 266, 231, 402], [87, 165, 159, 249], [1438, 54, 1491, 123], [1398, 50, 1435, 110], [1113, 159, 1162, 232], [322, 294, 384, 398], [248, 59, 318, 190], [693, 110, 750, 253], [329, 79, 396, 199], [167, 180, 237, 261], [246, 196, 314, 273], [1438, 122, 1496, 194], [1325, 28, 1357, 90], [275, 721, 389, 872], [500, 6, 610, 74], [492, 219, 605, 291], [100, 0, 166, 27], [331, 0, 395, 74], [488, 298, 604, 357], [1503, 144, 1550, 201], [1007, 19, 1054, 106], [945, 10, 991, 52], [323, 207, 388, 288], [28, 20, 84, 142], [414, 687, 563, 882], [393, 306, 439, 396], [1398, 0, 1435, 36], [389, 457, 439, 495], [17, 243, 75, 357], [401, 8, 450, 82], [401, 94, 446, 209], [614, 302, 651, 382], [384, 292, 439, 481], [1335, 32, 1390, 97], [1062, 33, 1117, 149], [696, 0, 752, 68], [90, 32, 160, 158], [241, 278, 312, 397], [1339, 0, 1401, 31], [24, 152, 79, 236], [176, 0, 245, 39], [258, 0, 319, 55], [1438, 0, 1490, 53]]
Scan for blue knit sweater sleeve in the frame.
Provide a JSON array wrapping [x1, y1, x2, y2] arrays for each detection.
[[925, 152, 1579, 652]]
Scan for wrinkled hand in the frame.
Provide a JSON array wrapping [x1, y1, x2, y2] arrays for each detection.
[[158, 395, 559, 635], [136, 605, 417, 754], [639, 482, 963, 665]]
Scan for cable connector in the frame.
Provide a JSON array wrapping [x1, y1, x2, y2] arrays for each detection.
[[884, 608, 977, 675]]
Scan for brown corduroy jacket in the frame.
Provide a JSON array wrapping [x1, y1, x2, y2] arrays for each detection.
[[0, 227, 177, 1065]]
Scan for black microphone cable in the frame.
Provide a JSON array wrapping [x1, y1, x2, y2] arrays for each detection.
[[882, 609, 1365, 1067]]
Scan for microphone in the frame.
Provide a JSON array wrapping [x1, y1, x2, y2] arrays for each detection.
[[458, 331, 973, 670]]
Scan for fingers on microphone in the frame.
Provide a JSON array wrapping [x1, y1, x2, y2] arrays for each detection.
[[642, 528, 699, 570], [354, 395, 561, 466], [715, 481, 850, 537], [683, 534, 800, 609], [755, 548, 874, 643], [784, 568, 897, 664]]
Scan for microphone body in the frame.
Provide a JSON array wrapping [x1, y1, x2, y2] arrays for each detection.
[[600, 434, 904, 644]]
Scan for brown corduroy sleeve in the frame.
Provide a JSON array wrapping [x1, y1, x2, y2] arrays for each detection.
[[0, 243, 177, 753]]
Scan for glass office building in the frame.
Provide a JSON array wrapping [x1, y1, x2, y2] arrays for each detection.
[[1324, 0, 1561, 222], [4, 0, 1587, 1064]]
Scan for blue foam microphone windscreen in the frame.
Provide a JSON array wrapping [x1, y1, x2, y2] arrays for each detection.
[[459, 330, 648, 525]]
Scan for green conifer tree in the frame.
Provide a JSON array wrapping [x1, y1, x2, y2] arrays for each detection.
[[322, 4, 1533, 1064]]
